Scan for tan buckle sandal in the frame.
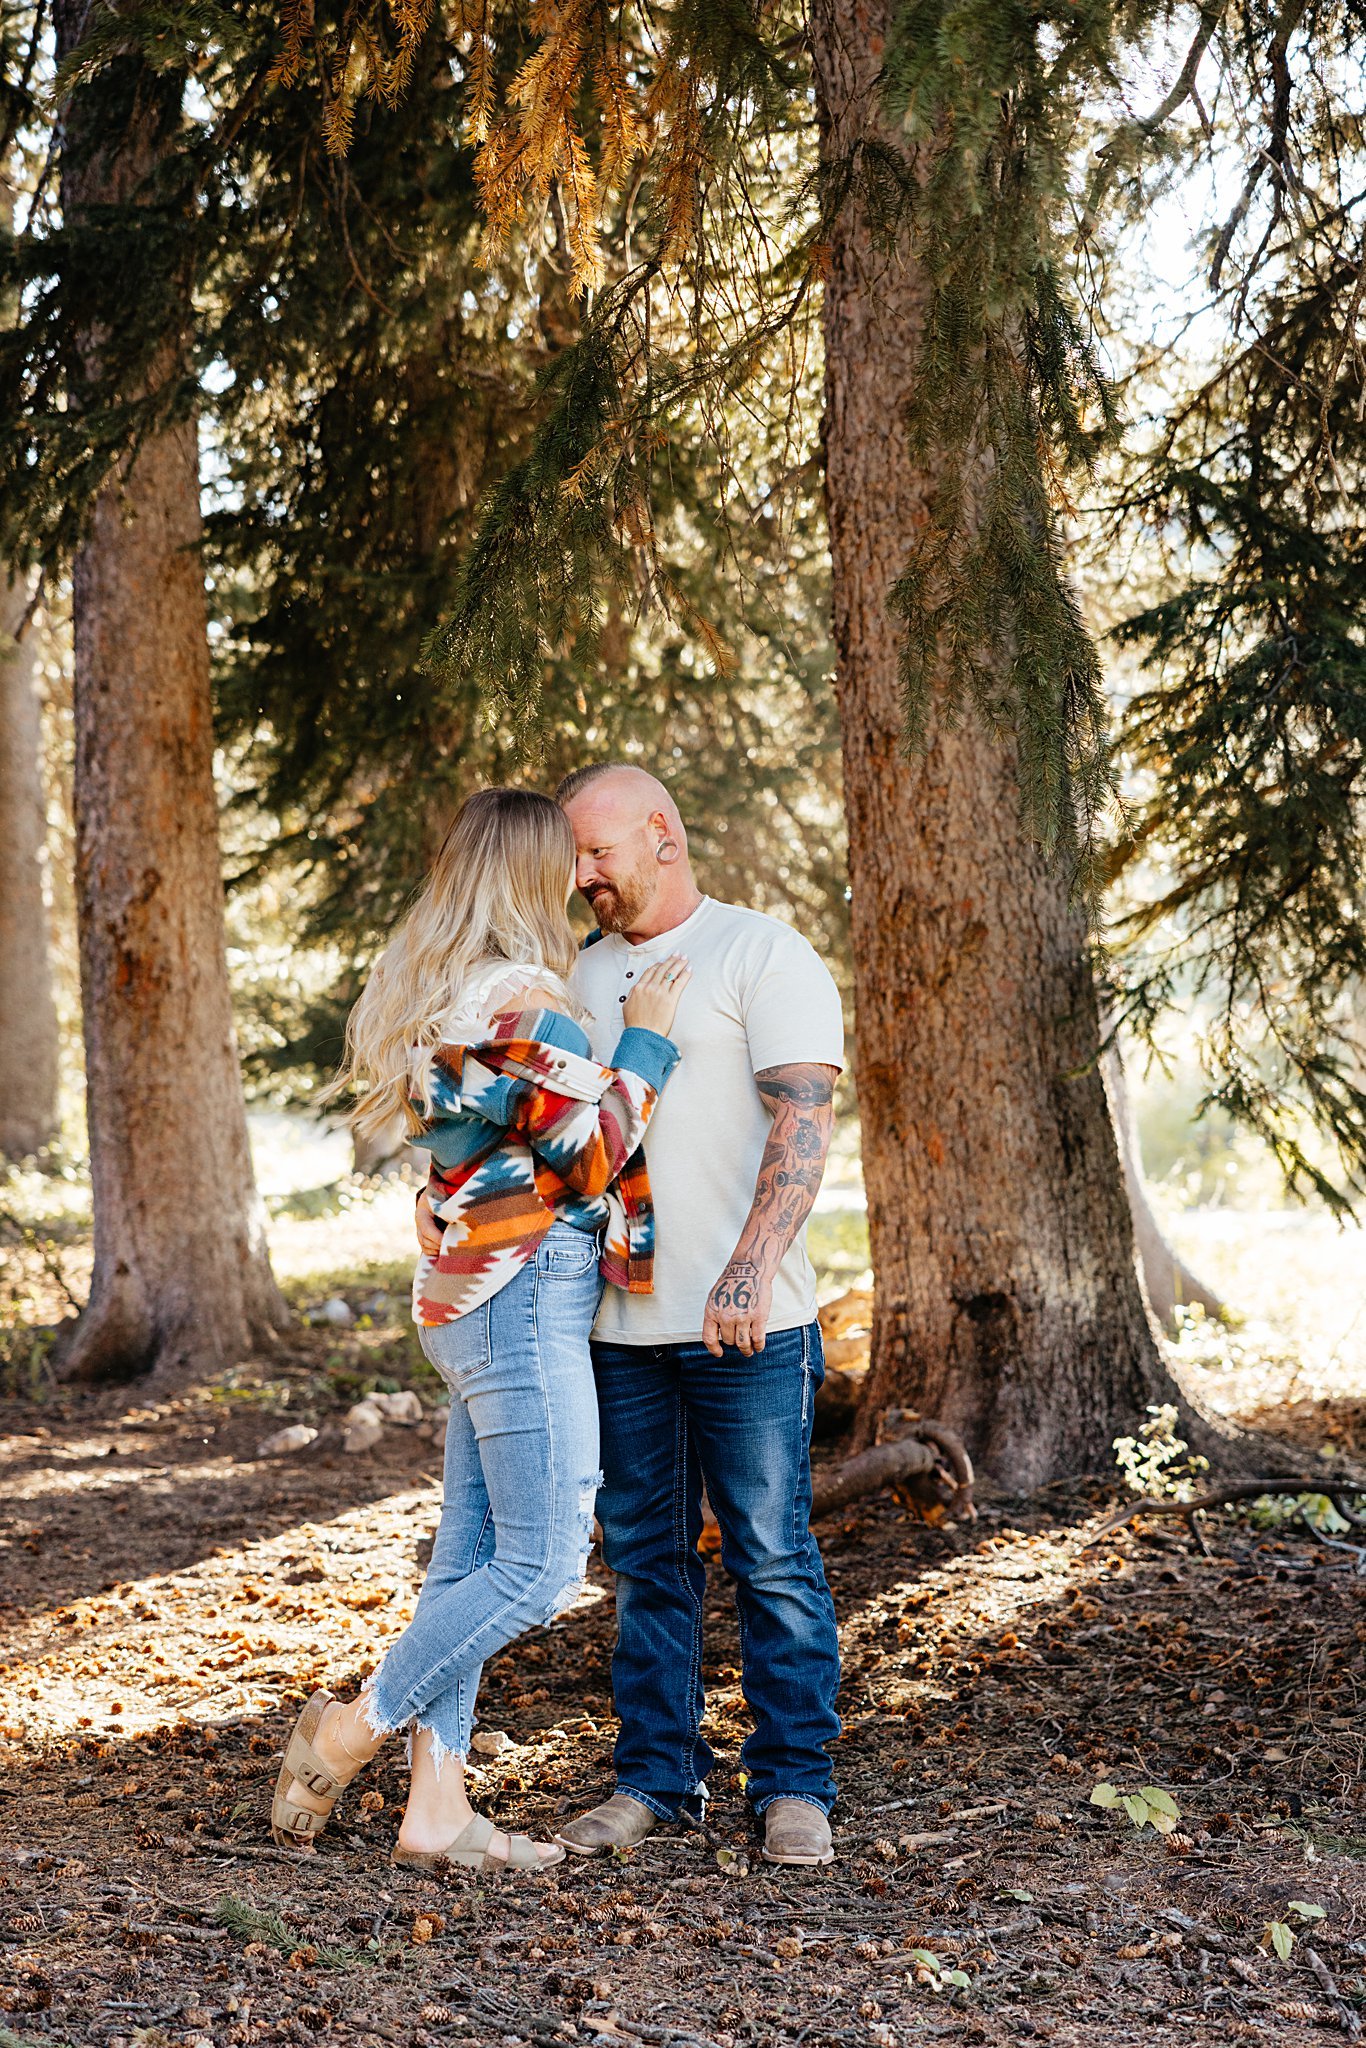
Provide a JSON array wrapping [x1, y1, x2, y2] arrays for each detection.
[[271, 1690, 347, 1850], [393, 1812, 565, 1876]]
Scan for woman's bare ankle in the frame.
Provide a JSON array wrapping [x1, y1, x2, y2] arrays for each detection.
[[326, 1699, 385, 1770]]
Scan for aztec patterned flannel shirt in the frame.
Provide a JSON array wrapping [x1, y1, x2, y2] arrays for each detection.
[[411, 1004, 679, 1327]]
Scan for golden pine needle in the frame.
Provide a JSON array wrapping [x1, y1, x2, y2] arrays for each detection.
[[268, 0, 315, 89]]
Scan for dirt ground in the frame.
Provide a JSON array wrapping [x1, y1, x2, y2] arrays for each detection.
[[1, 1309, 1364, 2048]]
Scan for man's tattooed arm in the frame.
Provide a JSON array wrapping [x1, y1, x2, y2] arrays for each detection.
[[702, 1063, 838, 1357]]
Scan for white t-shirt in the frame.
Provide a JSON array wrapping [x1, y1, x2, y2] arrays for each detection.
[[573, 896, 845, 1344]]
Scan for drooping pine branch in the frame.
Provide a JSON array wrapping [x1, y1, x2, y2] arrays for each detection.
[[1105, 0, 1366, 1205]]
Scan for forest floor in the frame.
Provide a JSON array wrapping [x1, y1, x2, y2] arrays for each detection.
[[0, 1166, 1364, 2048]]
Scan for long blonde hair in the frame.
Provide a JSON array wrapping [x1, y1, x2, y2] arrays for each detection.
[[330, 787, 582, 1141]]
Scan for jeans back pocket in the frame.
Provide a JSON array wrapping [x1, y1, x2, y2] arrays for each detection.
[[419, 1299, 493, 1388], [535, 1227, 601, 1277]]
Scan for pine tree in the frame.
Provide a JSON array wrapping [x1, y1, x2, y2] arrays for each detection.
[[1103, 0, 1366, 1214], [202, 27, 844, 1096], [0, 166, 58, 1162], [265, 0, 1204, 1480], [1, 4, 287, 1378]]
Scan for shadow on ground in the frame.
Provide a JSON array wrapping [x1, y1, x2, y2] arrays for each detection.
[[2, 1360, 1365, 2048]]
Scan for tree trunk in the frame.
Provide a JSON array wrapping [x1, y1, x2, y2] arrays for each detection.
[[0, 569, 60, 1161], [0, 176, 60, 1162], [1101, 1041, 1224, 1331], [52, 28, 286, 1380], [811, 0, 1188, 1488]]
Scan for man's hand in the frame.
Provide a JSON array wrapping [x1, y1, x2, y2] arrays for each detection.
[[703, 1258, 775, 1358], [416, 1186, 444, 1257]]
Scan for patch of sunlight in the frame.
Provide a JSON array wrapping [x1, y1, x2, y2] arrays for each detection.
[[0, 1475, 612, 1749], [247, 1108, 352, 1197], [0, 1485, 439, 1743], [265, 1173, 426, 1282], [1157, 1203, 1366, 1390]]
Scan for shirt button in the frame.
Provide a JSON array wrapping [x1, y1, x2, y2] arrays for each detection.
[[619, 995, 627, 1004]]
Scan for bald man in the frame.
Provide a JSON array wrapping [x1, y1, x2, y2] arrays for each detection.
[[552, 764, 845, 1868]]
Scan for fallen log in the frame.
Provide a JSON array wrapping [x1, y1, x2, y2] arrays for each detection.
[[809, 1428, 975, 1524], [822, 1333, 871, 1372]]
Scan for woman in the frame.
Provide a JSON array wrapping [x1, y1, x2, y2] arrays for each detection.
[[271, 788, 689, 1875]]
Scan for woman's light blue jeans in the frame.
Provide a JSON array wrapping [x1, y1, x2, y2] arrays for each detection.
[[363, 1221, 604, 1774]]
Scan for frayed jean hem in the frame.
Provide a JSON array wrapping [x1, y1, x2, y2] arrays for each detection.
[[361, 1674, 468, 1783]]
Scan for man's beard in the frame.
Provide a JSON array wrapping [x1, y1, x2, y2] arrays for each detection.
[[586, 860, 656, 934]]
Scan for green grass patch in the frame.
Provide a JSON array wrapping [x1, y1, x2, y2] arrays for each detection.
[[276, 1259, 413, 1309], [808, 1206, 869, 1289]]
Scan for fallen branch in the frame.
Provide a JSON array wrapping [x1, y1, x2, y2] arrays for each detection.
[[912, 1418, 976, 1500], [124, 1920, 228, 1943], [809, 1426, 975, 1523], [1084, 1479, 1366, 1545], [1304, 1946, 1362, 2039], [172, 1833, 323, 1867], [691, 1422, 975, 1552]]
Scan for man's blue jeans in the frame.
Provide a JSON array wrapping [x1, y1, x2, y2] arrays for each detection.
[[591, 1321, 841, 1818]]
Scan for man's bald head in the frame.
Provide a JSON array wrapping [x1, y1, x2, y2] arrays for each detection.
[[556, 762, 698, 939], [555, 763, 686, 840]]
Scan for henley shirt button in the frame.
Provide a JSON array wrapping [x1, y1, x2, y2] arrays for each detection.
[[619, 995, 627, 1004]]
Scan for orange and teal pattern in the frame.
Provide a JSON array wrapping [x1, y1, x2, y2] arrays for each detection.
[[412, 1005, 679, 1327]]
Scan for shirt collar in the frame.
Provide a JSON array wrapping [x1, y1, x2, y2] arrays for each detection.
[[618, 895, 713, 954]]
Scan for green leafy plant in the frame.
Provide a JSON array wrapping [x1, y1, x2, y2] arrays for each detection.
[[1249, 1493, 1360, 1537], [1264, 1920, 1296, 1961], [0, 1317, 56, 1404], [1090, 1782, 1182, 1835], [1112, 1404, 1210, 1501], [906, 1949, 972, 1994], [1266, 1900, 1328, 1959]]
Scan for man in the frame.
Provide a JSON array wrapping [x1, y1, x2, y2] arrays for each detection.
[[551, 763, 844, 1868]]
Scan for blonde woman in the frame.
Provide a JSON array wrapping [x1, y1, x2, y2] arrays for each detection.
[[271, 788, 689, 1876]]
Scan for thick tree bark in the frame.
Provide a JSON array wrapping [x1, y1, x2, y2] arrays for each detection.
[[811, 0, 1191, 1488], [0, 569, 59, 1161], [52, 29, 286, 1380]]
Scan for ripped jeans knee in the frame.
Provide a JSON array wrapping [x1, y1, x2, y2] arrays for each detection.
[[544, 1469, 604, 1621], [360, 1468, 604, 1762]]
